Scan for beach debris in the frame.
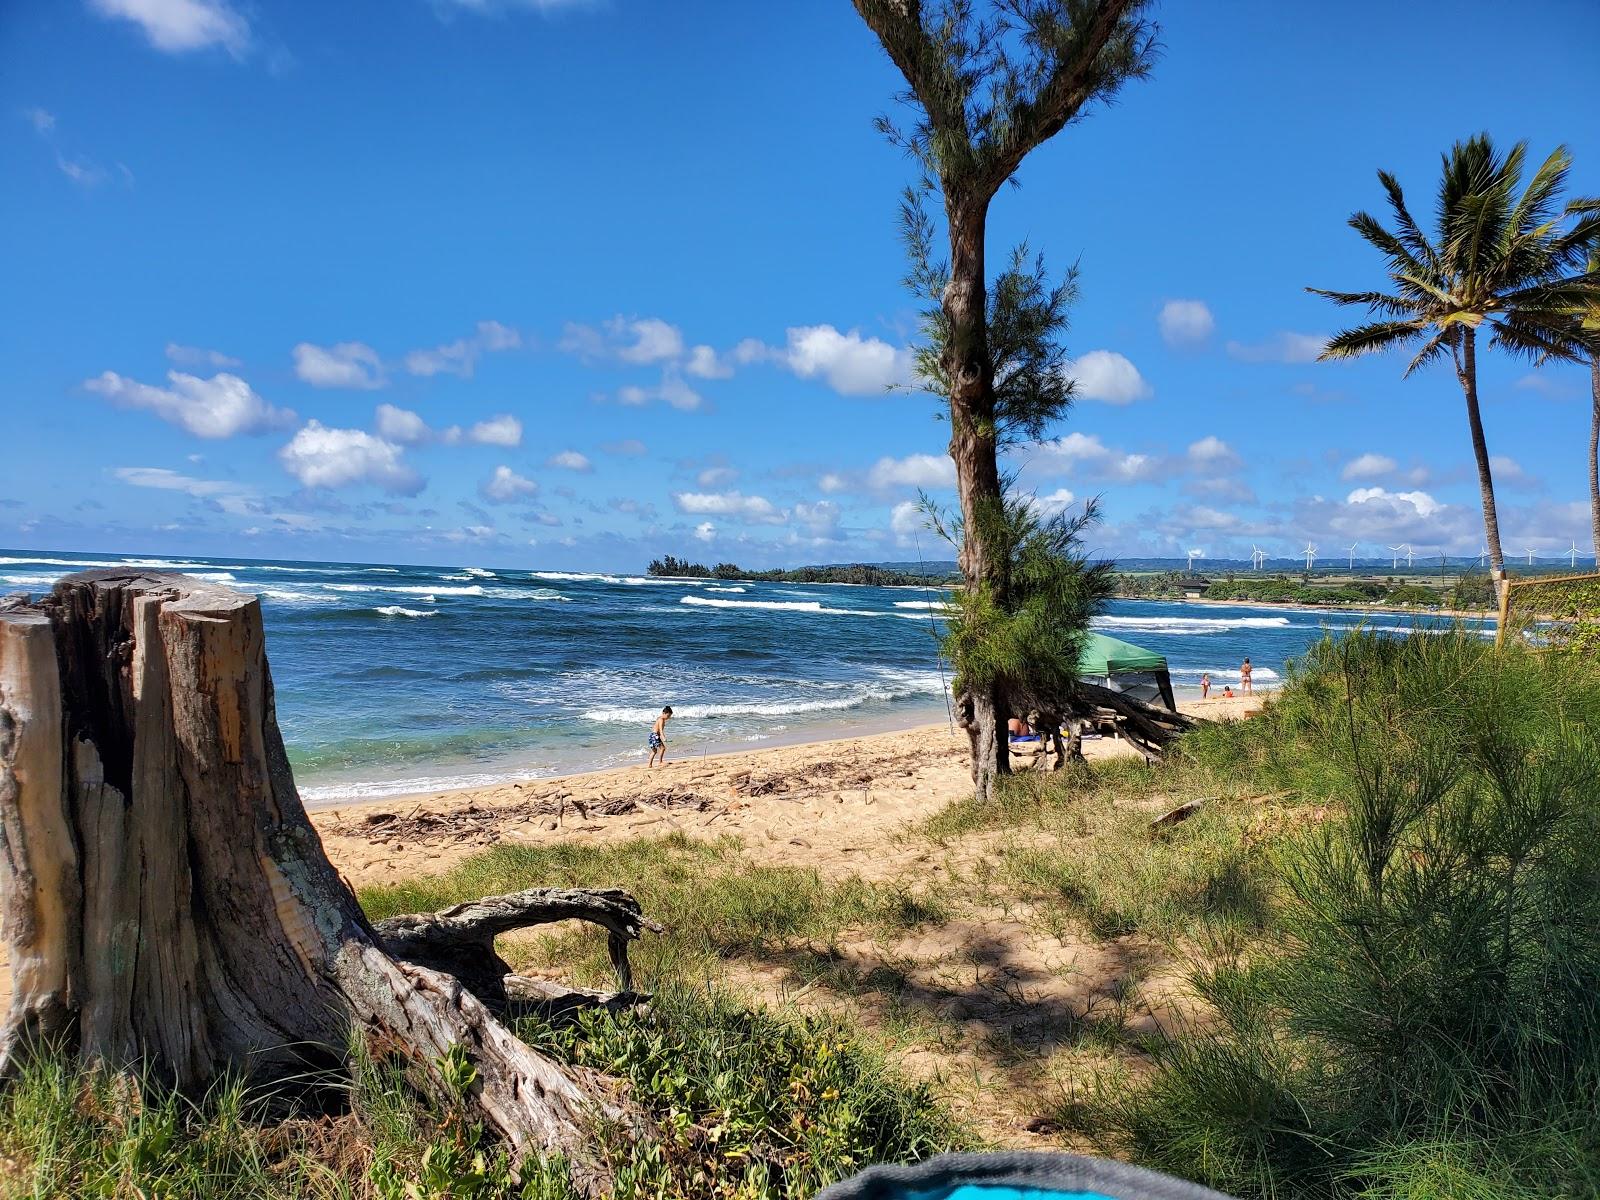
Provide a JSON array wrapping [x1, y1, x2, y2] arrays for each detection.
[[1150, 799, 1209, 832]]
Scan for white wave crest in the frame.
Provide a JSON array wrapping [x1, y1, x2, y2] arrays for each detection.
[[893, 600, 948, 610], [705, 586, 747, 593], [1094, 614, 1292, 633], [462, 567, 495, 578], [373, 606, 438, 618], [1170, 666, 1282, 682], [532, 571, 614, 582], [322, 583, 485, 596], [683, 596, 823, 613]]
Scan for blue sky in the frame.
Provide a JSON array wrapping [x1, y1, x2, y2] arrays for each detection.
[[4, 0, 1598, 570]]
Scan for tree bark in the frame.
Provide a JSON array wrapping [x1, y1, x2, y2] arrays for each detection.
[[1459, 330, 1506, 590], [0, 572, 647, 1193], [1589, 356, 1599, 557]]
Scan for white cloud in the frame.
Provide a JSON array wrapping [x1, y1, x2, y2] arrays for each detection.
[[867, 453, 955, 490], [1490, 455, 1534, 487], [547, 450, 592, 472], [1034, 432, 1161, 483], [165, 342, 240, 369], [112, 466, 248, 502], [86, 369, 295, 438], [1341, 452, 1398, 481], [465, 414, 523, 446], [373, 405, 521, 447], [375, 403, 431, 446], [685, 344, 733, 379], [781, 325, 912, 396], [279, 422, 421, 494], [88, 0, 250, 56], [672, 491, 785, 525], [25, 107, 56, 135], [1187, 435, 1242, 475], [614, 369, 702, 411], [890, 500, 925, 545], [612, 317, 683, 365], [481, 465, 538, 502], [1027, 488, 1077, 519], [404, 320, 521, 378], [693, 521, 716, 542], [293, 341, 384, 389], [1158, 299, 1214, 347], [1226, 332, 1325, 363], [697, 466, 738, 487], [792, 500, 842, 538], [1346, 486, 1442, 518], [1067, 350, 1151, 404], [818, 472, 848, 494], [57, 154, 108, 187]]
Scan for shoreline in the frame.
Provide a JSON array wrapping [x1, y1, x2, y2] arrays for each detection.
[[306, 694, 1262, 822], [296, 702, 958, 810]]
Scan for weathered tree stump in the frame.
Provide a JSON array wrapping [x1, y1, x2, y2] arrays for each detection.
[[0, 571, 650, 1191]]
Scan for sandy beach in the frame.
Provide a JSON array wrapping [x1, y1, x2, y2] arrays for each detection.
[[0, 695, 1263, 1009], [313, 696, 1259, 891]]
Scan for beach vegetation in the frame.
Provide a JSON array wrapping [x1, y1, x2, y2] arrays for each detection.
[[644, 556, 953, 586], [1311, 134, 1600, 587], [1073, 629, 1600, 1198], [855, 0, 1158, 801]]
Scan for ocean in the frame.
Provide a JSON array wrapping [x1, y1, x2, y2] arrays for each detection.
[[1, 550, 1492, 804]]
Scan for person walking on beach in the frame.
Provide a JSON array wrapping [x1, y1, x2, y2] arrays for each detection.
[[1240, 657, 1253, 695], [646, 706, 672, 767], [1200, 672, 1211, 700]]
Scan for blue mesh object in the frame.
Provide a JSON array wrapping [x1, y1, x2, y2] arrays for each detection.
[[816, 1153, 1237, 1200]]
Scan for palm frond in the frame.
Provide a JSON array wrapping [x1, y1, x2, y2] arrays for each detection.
[[1402, 329, 1455, 378], [1319, 320, 1426, 361]]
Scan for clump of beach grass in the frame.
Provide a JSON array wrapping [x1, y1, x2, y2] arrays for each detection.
[[1075, 630, 1600, 1198]]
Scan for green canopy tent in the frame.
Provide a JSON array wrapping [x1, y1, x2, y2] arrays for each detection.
[[1077, 631, 1176, 712]]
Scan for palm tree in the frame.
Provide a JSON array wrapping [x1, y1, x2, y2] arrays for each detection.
[[1310, 135, 1600, 587]]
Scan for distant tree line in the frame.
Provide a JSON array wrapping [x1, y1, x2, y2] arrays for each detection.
[[1109, 571, 1493, 610], [645, 556, 954, 587]]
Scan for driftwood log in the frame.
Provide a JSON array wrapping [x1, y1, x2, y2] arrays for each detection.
[[0, 571, 654, 1192]]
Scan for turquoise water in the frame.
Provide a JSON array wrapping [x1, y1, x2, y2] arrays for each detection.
[[2, 550, 1491, 804]]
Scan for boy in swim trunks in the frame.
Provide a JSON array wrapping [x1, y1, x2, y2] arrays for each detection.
[[647, 706, 672, 767]]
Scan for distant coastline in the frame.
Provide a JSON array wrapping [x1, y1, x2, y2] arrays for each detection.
[[1120, 594, 1497, 623]]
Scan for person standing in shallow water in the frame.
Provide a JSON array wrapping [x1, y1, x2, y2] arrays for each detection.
[[1200, 672, 1211, 700], [1240, 658, 1253, 695], [647, 706, 673, 767]]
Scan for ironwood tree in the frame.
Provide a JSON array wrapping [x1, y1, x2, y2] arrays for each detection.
[[852, 0, 1157, 799]]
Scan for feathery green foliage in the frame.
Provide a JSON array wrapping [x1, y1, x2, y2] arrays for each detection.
[[1089, 630, 1600, 1198], [925, 489, 1114, 714]]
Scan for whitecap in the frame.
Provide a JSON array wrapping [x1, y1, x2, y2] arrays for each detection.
[[373, 606, 438, 618]]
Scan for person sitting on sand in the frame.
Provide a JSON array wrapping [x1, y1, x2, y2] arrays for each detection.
[[647, 706, 672, 767], [1241, 657, 1253, 694], [1007, 716, 1040, 744], [1200, 672, 1211, 700], [1222, 685, 1235, 698]]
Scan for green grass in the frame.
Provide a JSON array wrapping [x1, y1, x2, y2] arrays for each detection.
[[0, 983, 966, 1200], [359, 831, 951, 987]]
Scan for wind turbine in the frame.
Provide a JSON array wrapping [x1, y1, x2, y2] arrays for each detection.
[[1523, 547, 1536, 566], [1404, 544, 1415, 568], [1186, 547, 1203, 573], [1250, 544, 1266, 570], [1303, 541, 1318, 571], [1388, 543, 1404, 569], [1347, 542, 1359, 570], [1475, 544, 1489, 569], [1570, 541, 1582, 570]]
